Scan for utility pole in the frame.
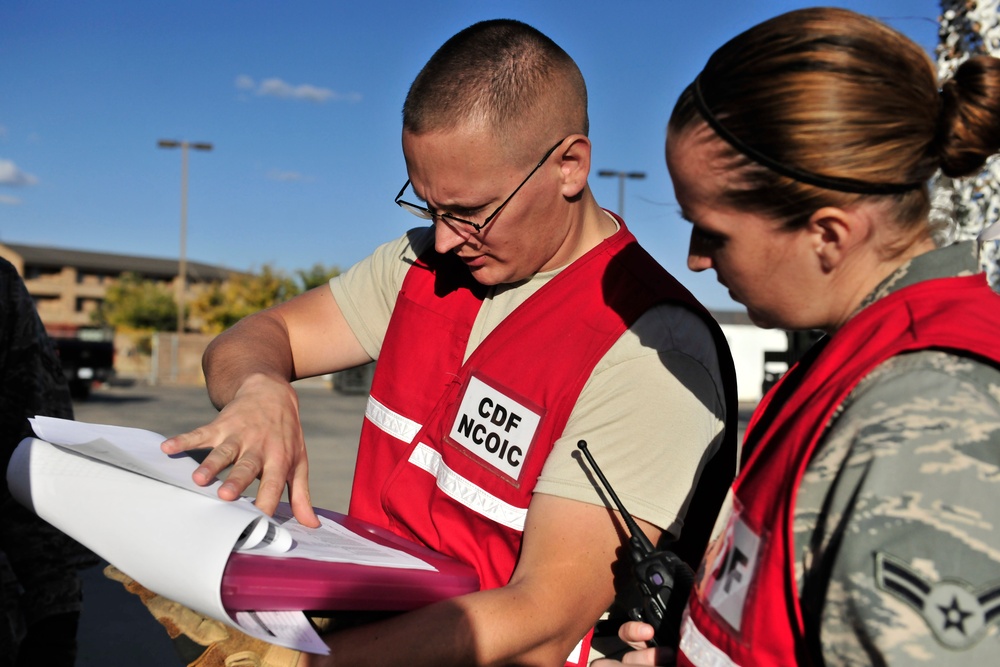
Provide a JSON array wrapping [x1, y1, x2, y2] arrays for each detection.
[[598, 170, 646, 218], [157, 139, 213, 336]]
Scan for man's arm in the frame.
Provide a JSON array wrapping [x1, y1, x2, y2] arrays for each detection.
[[301, 492, 662, 667], [162, 285, 371, 526]]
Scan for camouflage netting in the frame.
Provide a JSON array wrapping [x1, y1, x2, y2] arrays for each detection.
[[931, 0, 1000, 289]]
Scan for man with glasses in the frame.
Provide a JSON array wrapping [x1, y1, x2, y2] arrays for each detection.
[[164, 19, 736, 666]]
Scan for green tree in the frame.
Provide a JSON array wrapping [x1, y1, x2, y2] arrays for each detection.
[[94, 272, 177, 331], [190, 264, 300, 334], [296, 263, 340, 291]]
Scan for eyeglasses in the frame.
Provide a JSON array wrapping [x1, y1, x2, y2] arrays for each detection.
[[394, 136, 568, 234]]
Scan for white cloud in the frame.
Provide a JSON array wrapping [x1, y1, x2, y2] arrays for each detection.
[[0, 194, 21, 205], [258, 78, 333, 102], [0, 159, 38, 187], [235, 75, 361, 104]]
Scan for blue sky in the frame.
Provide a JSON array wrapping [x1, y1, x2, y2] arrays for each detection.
[[1, 0, 942, 310]]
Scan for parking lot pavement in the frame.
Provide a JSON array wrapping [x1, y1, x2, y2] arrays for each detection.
[[71, 380, 367, 666]]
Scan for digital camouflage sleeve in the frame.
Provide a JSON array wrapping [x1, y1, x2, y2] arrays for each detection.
[[793, 242, 1000, 665]]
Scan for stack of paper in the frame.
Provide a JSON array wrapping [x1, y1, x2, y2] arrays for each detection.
[[5, 417, 477, 654]]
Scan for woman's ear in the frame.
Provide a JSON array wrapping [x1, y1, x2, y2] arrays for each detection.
[[557, 134, 591, 198], [808, 206, 871, 272]]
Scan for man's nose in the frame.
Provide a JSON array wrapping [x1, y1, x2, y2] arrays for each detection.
[[434, 219, 471, 254]]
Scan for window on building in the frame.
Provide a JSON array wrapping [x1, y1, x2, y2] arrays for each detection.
[[25, 266, 61, 281]]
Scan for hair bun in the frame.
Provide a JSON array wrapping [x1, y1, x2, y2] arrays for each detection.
[[937, 56, 1000, 178]]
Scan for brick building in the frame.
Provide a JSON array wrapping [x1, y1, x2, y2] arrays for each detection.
[[0, 242, 237, 384], [0, 242, 234, 330]]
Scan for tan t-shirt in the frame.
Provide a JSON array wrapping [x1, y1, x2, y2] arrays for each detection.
[[330, 227, 726, 536]]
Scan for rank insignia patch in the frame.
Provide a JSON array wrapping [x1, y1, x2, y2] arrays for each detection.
[[875, 552, 1000, 649]]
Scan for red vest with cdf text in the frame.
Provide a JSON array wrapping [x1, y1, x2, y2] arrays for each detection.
[[678, 274, 1000, 666], [348, 220, 726, 666]]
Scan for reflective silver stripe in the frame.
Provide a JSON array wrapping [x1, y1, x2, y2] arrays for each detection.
[[408, 443, 527, 532], [365, 396, 422, 443], [566, 638, 584, 664], [679, 615, 742, 667]]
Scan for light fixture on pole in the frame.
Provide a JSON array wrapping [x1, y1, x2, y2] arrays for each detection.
[[598, 169, 646, 218], [157, 139, 213, 337]]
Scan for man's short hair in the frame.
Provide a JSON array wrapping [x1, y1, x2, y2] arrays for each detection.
[[403, 19, 588, 151]]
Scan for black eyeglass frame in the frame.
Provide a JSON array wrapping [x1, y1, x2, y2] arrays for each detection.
[[394, 136, 568, 233]]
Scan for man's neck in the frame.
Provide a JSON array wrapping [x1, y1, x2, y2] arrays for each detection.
[[542, 188, 619, 272]]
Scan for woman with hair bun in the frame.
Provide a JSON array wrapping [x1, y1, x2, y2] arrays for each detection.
[[598, 7, 1000, 666]]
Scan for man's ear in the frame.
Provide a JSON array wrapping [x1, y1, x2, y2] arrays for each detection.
[[557, 134, 591, 198], [808, 206, 870, 272]]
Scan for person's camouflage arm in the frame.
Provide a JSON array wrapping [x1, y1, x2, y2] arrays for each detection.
[[795, 350, 1000, 665]]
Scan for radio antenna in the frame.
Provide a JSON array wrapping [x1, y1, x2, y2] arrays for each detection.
[[577, 440, 655, 552]]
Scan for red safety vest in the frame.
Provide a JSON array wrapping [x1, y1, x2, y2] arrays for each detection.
[[348, 219, 734, 665], [678, 274, 1000, 666]]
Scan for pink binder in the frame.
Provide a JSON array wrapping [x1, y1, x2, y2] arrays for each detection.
[[221, 505, 480, 612]]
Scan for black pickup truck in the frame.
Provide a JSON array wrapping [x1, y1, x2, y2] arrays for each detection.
[[50, 328, 115, 399]]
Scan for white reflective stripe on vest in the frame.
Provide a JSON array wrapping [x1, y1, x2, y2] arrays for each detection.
[[408, 442, 527, 532], [365, 396, 423, 443], [679, 615, 742, 667], [566, 638, 583, 663]]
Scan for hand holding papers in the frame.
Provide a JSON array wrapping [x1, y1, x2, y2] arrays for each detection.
[[7, 417, 320, 652], [6, 417, 479, 655]]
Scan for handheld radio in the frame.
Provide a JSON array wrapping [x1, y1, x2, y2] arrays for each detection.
[[577, 440, 694, 647]]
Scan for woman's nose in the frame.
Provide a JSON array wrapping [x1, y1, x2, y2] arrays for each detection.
[[688, 253, 713, 272], [688, 233, 714, 272]]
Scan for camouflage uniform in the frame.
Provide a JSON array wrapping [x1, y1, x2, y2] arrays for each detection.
[[0, 257, 98, 666], [793, 241, 1000, 664]]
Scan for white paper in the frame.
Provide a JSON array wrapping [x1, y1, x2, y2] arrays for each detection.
[[26, 416, 295, 556], [234, 610, 331, 654], [268, 507, 437, 571], [29, 415, 228, 499], [6, 418, 327, 654]]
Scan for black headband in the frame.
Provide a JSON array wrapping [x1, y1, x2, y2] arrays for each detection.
[[689, 75, 924, 196]]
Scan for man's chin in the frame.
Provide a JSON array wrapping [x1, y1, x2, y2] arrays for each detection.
[[465, 263, 508, 286], [469, 271, 504, 286]]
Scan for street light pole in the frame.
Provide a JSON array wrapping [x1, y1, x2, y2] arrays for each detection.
[[598, 169, 646, 218], [157, 139, 213, 337]]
